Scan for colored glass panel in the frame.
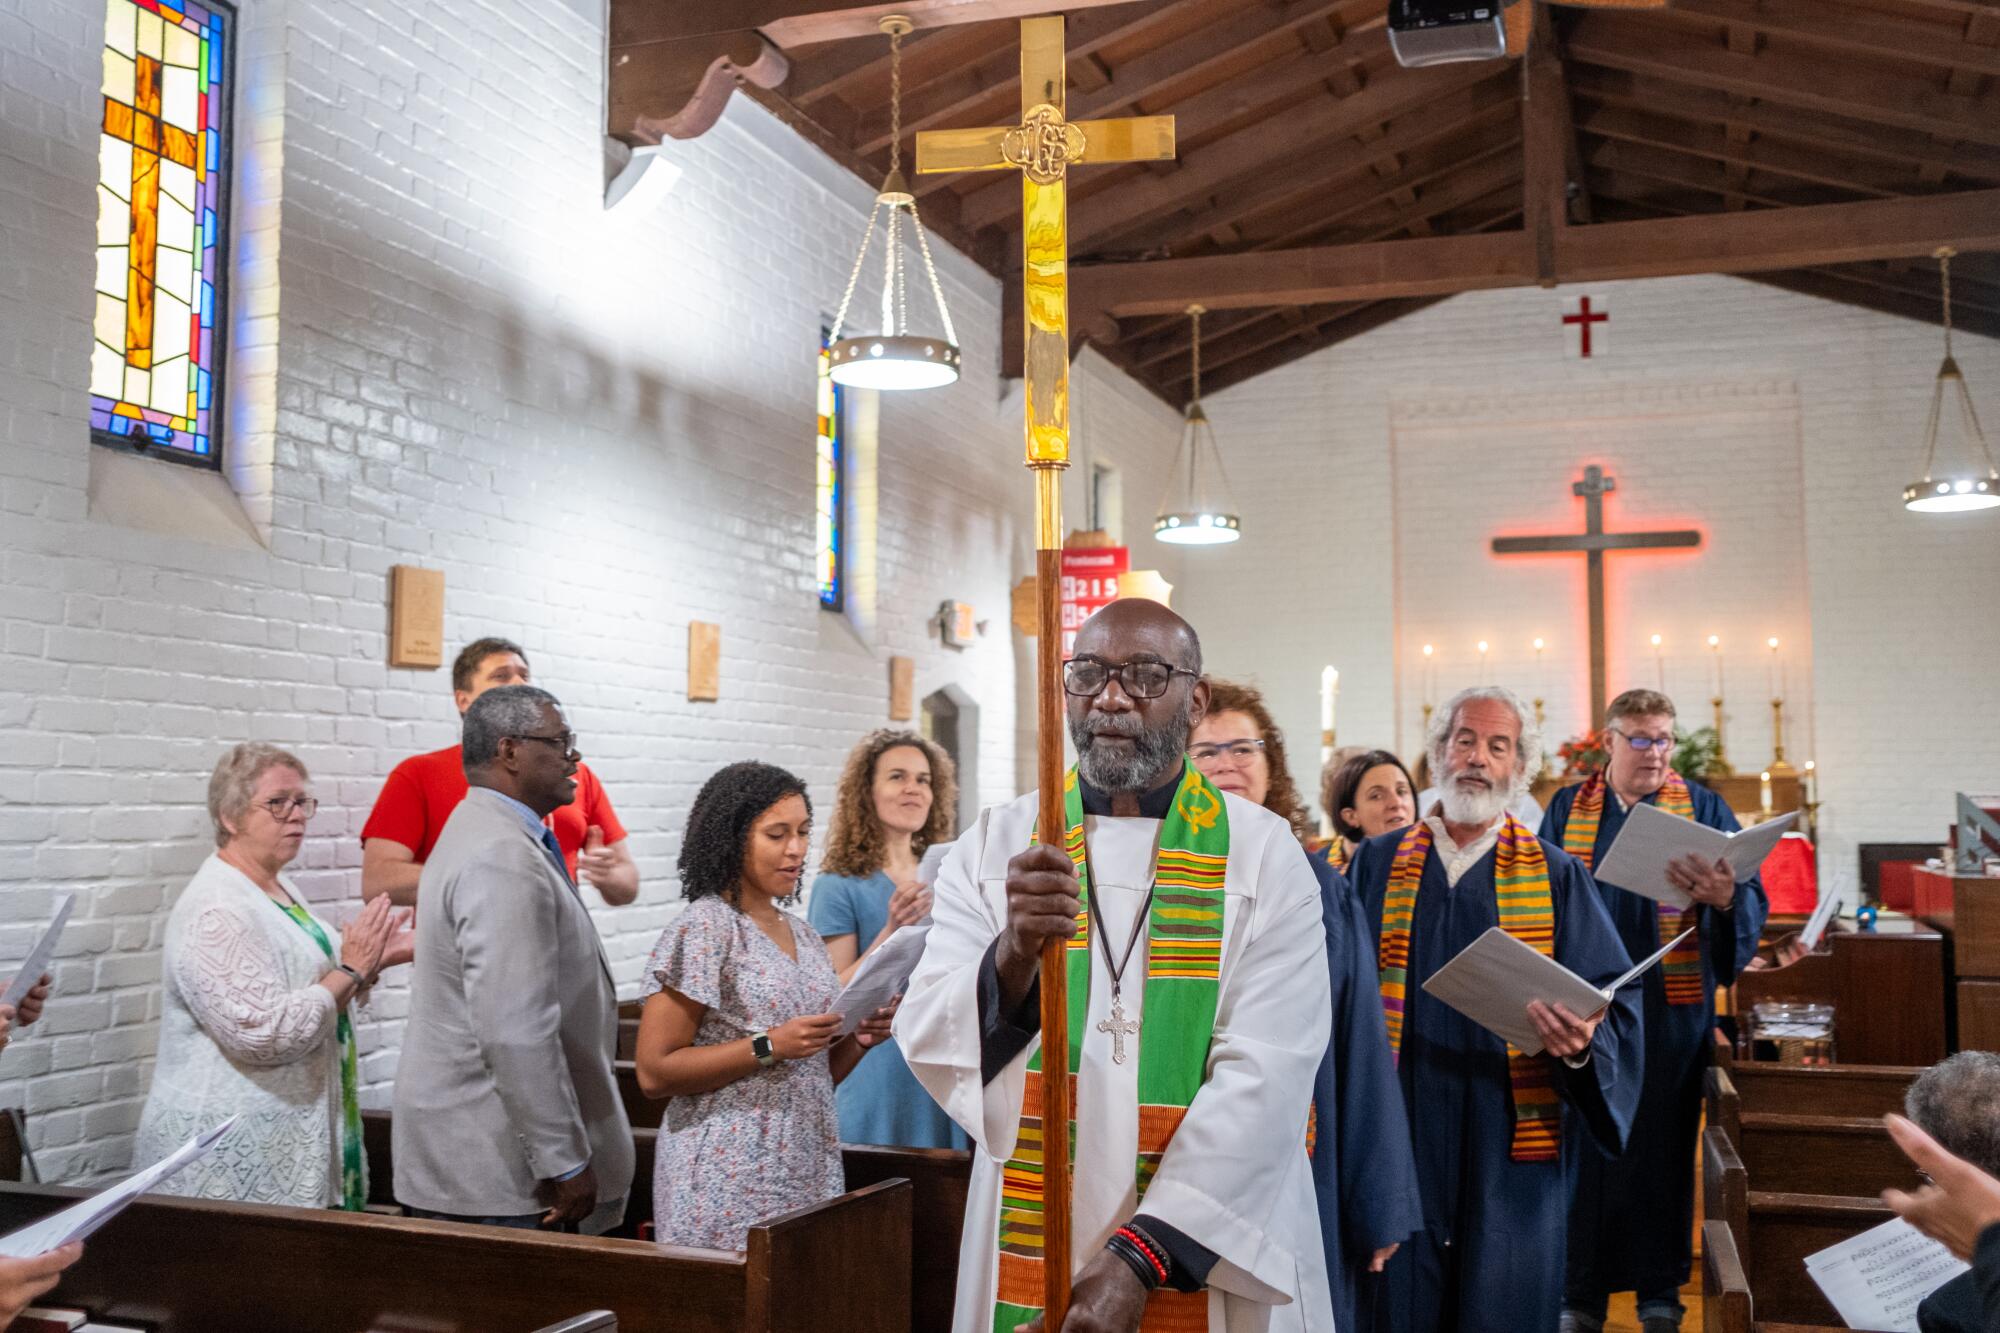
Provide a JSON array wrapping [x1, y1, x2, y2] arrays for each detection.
[[816, 332, 844, 612], [91, 0, 231, 464]]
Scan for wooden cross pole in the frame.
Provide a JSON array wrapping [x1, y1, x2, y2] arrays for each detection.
[[918, 17, 1174, 1325], [1491, 465, 1701, 729]]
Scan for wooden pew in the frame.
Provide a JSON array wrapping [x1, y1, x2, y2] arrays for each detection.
[[1704, 1066, 1917, 1198], [366, 1110, 971, 1333], [0, 1175, 909, 1332], [1706, 1061, 1919, 1134], [618, 1017, 640, 1060], [1702, 1218, 1752, 1333], [1702, 1126, 1898, 1329], [1732, 925, 1946, 1065], [617, 1059, 659, 1129]]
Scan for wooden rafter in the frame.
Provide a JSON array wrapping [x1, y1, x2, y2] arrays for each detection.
[[1073, 187, 2000, 316]]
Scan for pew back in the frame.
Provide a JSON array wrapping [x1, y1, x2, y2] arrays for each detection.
[[0, 1176, 909, 1332], [1701, 1218, 1752, 1333]]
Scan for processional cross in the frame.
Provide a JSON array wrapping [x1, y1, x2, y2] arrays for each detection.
[[917, 19, 1175, 1324], [1491, 465, 1700, 730]]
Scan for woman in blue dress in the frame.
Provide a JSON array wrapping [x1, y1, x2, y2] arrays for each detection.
[[805, 729, 969, 1150]]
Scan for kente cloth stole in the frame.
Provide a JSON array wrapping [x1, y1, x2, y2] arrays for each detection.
[[1564, 773, 1704, 1006], [273, 901, 366, 1211], [1378, 815, 1562, 1164], [994, 763, 1227, 1333]]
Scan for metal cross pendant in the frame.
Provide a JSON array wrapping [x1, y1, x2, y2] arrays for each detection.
[[1097, 993, 1140, 1065]]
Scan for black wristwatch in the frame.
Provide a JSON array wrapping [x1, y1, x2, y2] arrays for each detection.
[[751, 1030, 777, 1067]]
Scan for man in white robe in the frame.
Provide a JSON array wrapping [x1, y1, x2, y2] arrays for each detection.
[[897, 600, 1334, 1333]]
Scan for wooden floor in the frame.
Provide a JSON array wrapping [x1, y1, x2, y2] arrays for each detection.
[[1602, 1282, 1703, 1332]]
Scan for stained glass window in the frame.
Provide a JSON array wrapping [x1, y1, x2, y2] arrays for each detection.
[[90, 0, 233, 465], [816, 330, 845, 612]]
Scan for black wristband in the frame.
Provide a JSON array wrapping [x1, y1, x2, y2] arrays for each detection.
[[1104, 1231, 1163, 1291]]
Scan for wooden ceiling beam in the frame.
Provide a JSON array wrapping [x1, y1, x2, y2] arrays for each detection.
[[1564, 12, 2000, 149], [1747, 269, 2000, 341], [1522, 2, 1578, 286], [1101, 76, 1519, 260], [1574, 104, 1933, 198], [1050, 51, 1495, 250], [1073, 186, 2000, 316], [1581, 139, 1868, 209], [1663, 0, 2000, 78], [1194, 297, 1445, 395], [613, 0, 1157, 49], [852, 0, 1358, 158], [1567, 65, 2000, 183]]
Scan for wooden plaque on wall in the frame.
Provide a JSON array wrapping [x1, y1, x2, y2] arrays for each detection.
[[389, 566, 445, 669], [688, 621, 721, 702], [889, 656, 914, 721]]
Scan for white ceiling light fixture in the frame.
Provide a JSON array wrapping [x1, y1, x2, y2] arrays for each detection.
[[603, 140, 683, 213], [824, 16, 961, 391], [1154, 304, 1242, 546], [1903, 247, 1999, 514]]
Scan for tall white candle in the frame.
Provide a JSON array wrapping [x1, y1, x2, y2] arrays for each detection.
[[1708, 635, 1722, 696], [1760, 770, 1774, 815]]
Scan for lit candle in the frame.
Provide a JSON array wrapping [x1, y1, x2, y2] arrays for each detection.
[[1760, 770, 1773, 816], [1533, 636, 1547, 699], [1804, 759, 1816, 805], [1422, 643, 1435, 706], [1767, 636, 1781, 700], [1708, 634, 1722, 696], [1320, 665, 1338, 757], [1477, 640, 1489, 683], [1651, 633, 1665, 692]]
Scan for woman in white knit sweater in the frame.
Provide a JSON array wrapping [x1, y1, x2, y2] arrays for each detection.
[[134, 743, 412, 1209]]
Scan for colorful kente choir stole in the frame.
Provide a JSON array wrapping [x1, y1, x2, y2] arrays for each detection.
[[1564, 772, 1704, 1006], [995, 764, 1227, 1333], [1378, 814, 1563, 1163]]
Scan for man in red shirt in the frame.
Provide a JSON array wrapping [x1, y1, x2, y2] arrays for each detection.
[[361, 637, 640, 907]]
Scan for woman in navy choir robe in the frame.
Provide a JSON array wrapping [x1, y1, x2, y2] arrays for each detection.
[[1348, 687, 1644, 1333], [1308, 853, 1424, 1331], [1541, 692, 1770, 1333], [1189, 683, 1422, 1331]]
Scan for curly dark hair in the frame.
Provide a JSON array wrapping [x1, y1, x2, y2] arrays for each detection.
[[1200, 678, 1313, 844], [820, 729, 958, 878], [678, 762, 813, 905]]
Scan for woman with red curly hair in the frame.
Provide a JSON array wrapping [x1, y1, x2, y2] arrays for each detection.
[[805, 729, 969, 1149]]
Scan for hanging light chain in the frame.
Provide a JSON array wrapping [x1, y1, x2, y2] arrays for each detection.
[[1188, 305, 1204, 406], [909, 207, 959, 345], [827, 201, 881, 344], [889, 23, 904, 178]]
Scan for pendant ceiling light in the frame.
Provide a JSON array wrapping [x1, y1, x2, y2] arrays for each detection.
[[824, 16, 961, 391], [1903, 247, 1999, 513], [1154, 305, 1242, 545]]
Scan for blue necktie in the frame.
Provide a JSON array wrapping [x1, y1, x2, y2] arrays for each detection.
[[539, 827, 574, 888]]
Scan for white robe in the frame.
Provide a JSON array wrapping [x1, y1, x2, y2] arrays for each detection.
[[895, 789, 1335, 1332]]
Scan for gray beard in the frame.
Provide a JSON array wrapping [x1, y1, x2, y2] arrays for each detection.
[[1071, 710, 1190, 794], [1438, 773, 1509, 826]]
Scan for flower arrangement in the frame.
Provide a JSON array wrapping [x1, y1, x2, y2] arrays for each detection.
[[1559, 726, 1728, 781], [1557, 733, 1607, 778]]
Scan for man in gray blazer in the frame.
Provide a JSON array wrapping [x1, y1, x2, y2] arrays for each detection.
[[393, 685, 633, 1233]]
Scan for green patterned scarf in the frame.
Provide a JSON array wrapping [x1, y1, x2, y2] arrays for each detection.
[[273, 900, 365, 1212], [993, 763, 1228, 1332]]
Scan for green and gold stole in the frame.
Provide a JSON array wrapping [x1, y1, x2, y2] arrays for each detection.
[[1564, 772, 1703, 1006], [994, 764, 1228, 1333], [1378, 814, 1562, 1163], [272, 900, 365, 1211]]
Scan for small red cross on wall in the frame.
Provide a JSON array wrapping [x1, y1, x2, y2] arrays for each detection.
[[1564, 295, 1609, 358]]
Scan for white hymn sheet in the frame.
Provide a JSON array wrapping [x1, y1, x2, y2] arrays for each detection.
[[2, 895, 76, 1009], [0, 1117, 238, 1258], [1419, 926, 1694, 1056], [1592, 803, 1798, 908], [832, 922, 932, 1036], [1799, 890, 1843, 953], [1805, 1216, 1967, 1333]]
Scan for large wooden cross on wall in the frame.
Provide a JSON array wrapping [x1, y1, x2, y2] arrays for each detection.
[[1491, 465, 1700, 730]]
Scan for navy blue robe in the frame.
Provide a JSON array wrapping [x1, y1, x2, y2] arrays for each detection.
[[1348, 823, 1644, 1333], [1307, 847, 1423, 1330], [1541, 780, 1770, 1305]]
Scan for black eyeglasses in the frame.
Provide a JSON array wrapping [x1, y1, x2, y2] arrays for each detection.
[[511, 731, 579, 757], [1062, 657, 1198, 699], [1189, 739, 1266, 763]]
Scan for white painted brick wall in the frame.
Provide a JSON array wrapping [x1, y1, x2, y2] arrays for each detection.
[[1176, 277, 2000, 889], [0, 0, 1182, 1177]]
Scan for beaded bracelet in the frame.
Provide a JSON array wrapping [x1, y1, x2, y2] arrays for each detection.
[[1111, 1225, 1168, 1288]]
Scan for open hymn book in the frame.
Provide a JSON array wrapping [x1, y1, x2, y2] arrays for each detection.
[[1421, 926, 1696, 1056], [0, 1117, 236, 1258], [1592, 802, 1798, 908]]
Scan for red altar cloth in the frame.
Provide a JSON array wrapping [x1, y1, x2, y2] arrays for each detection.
[[1761, 831, 1819, 913]]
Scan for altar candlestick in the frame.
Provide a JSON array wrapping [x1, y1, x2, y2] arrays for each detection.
[[1760, 770, 1773, 816], [1320, 666, 1338, 763]]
